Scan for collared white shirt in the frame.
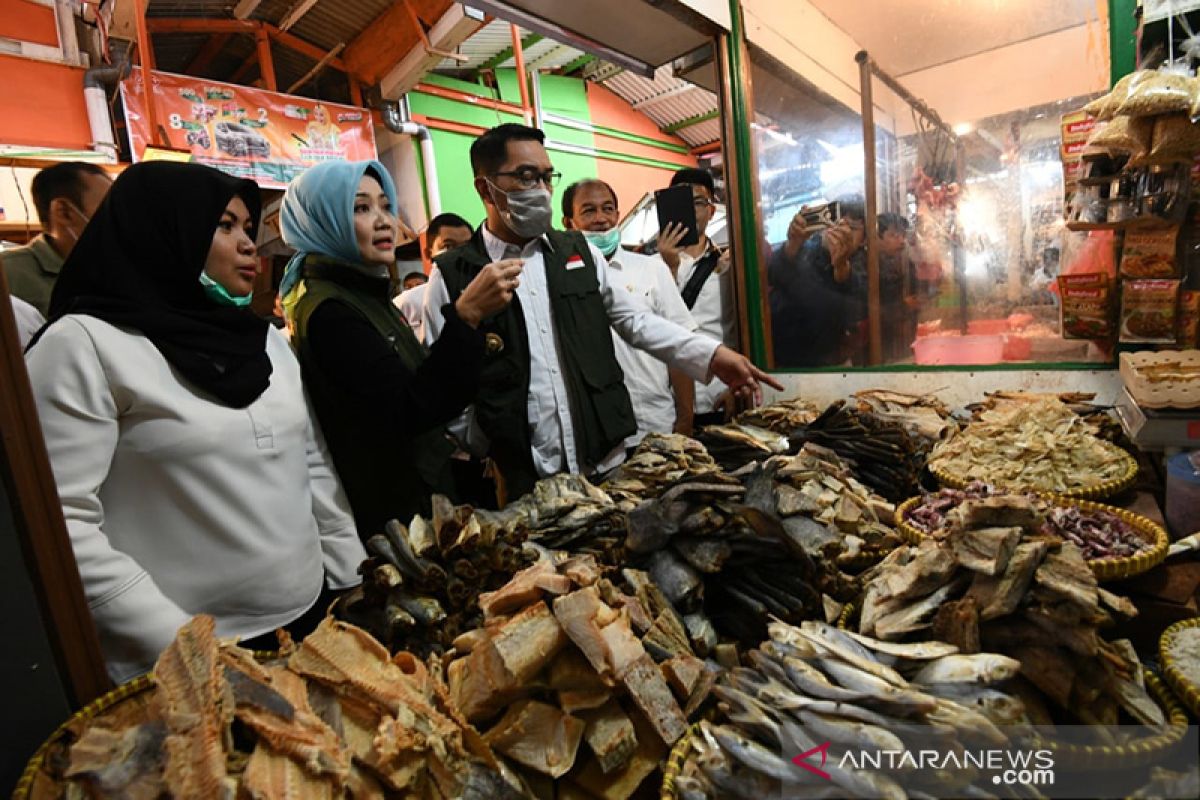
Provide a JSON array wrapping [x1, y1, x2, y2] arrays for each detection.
[[673, 248, 736, 414], [607, 248, 696, 447], [423, 226, 720, 478], [393, 284, 427, 343], [12, 296, 45, 347]]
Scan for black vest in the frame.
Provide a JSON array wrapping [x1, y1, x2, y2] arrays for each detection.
[[435, 228, 635, 499]]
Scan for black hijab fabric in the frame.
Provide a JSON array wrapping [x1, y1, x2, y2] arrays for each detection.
[[41, 161, 271, 408]]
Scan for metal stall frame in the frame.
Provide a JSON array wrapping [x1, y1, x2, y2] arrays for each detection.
[[856, 51, 962, 366]]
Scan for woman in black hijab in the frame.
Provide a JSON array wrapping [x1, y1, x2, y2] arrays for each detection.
[[26, 162, 366, 683]]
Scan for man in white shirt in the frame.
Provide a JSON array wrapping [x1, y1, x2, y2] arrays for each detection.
[[561, 178, 696, 446], [422, 123, 780, 499], [394, 213, 473, 341], [657, 168, 739, 426]]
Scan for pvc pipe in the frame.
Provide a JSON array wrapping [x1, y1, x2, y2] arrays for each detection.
[[380, 101, 442, 217], [83, 55, 130, 162]]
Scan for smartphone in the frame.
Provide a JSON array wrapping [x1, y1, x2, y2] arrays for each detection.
[[799, 201, 842, 230], [655, 184, 701, 247]]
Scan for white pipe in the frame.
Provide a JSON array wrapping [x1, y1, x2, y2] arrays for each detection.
[[380, 101, 442, 217], [83, 85, 117, 161]]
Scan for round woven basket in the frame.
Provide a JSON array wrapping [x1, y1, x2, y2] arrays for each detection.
[[15, 650, 280, 799], [928, 447, 1138, 500], [892, 495, 1169, 582], [1032, 674, 1189, 770], [1159, 617, 1200, 720], [659, 723, 701, 800], [835, 545, 896, 571]]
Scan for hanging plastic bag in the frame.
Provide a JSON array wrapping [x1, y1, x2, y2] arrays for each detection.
[[1085, 115, 1153, 157], [1086, 71, 1146, 120], [1147, 114, 1200, 164], [1117, 70, 1194, 117]]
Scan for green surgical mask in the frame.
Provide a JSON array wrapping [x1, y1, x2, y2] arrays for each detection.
[[199, 270, 252, 308], [583, 227, 621, 258]]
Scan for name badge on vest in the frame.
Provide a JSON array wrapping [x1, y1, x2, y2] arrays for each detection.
[[565, 254, 586, 271]]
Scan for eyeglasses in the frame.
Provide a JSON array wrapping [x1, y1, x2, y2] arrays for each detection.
[[693, 198, 714, 210], [493, 168, 562, 190]]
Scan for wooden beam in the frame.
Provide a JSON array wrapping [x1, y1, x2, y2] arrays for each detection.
[[255, 27, 276, 90], [146, 18, 258, 34], [278, 0, 321, 31], [233, 0, 263, 19], [269, 24, 350, 72], [231, 50, 259, 83], [287, 42, 343, 93], [510, 24, 532, 125], [413, 81, 524, 116], [380, 3, 485, 99], [132, 0, 160, 146], [559, 53, 595, 75], [185, 33, 232, 74], [348, 77, 363, 106], [664, 109, 719, 133], [343, 0, 449, 85]]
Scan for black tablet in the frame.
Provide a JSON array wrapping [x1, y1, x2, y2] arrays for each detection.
[[655, 184, 701, 247]]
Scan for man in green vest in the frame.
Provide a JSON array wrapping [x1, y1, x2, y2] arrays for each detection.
[[2, 161, 112, 316], [422, 123, 781, 500]]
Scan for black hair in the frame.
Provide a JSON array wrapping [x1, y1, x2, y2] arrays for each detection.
[[833, 195, 866, 222], [426, 212, 473, 243], [470, 123, 546, 177], [670, 167, 715, 195], [402, 270, 427, 284], [878, 212, 909, 234], [31, 161, 108, 227], [561, 179, 618, 219]]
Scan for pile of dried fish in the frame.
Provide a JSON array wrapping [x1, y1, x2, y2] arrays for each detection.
[[734, 396, 820, 434], [854, 388, 957, 456], [757, 444, 903, 561], [446, 552, 711, 799], [337, 497, 537, 656], [905, 483, 1152, 561], [928, 399, 1132, 494], [696, 423, 790, 470], [672, 620, 1029, 799], [603, 433, 719, 505], [65, 616, 519, 799], [792, 400, 923, 501], [624, 469, 858, 646], [859, 496, 1164, 729], [510, 474, 627, 556]]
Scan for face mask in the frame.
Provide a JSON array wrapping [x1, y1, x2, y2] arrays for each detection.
[[199, 270, 252, 308], [61, 201, 91, 246], [583, 227, 621, 258], [488, 181, 553, 239]]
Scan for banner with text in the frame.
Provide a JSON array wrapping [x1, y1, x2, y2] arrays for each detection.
[[120, 67, 376, 189]]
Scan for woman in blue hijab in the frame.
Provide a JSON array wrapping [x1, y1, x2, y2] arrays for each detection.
[[282, 160, 518, 537]]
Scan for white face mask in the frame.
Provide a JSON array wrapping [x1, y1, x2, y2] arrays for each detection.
[[487, 180, 553, 240]]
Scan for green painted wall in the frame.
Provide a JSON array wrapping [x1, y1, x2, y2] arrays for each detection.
[[1108, 0, 1137, 86], [409, 69, 605, 224]]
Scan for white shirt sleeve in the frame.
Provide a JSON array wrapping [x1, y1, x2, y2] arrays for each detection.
[[653, 260, 697, 331], [12, 297, 44, 348], [593, 244, 718, 383], [25, 318, 190, 681], [301, 390, 366, 589], [421, 266, 452, 346]]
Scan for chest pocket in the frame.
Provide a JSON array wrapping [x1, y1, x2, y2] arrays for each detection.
[[554, 270, 623, 390]]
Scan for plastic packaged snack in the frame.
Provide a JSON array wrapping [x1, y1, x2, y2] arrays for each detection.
[[1087, 71, 1145, 121], [1059, 273, 1114, 340], [1147, 114, 1200, 164], [1086, 115, 1153, 157], [1120, 278, 1181, 343], [1120, 228, 1179, 278], [1117, 70, 1194, 117], [1179, 290, 1200, 346]]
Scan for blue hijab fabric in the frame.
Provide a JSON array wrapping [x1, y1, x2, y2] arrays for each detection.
[[279, 159, 398, 299]]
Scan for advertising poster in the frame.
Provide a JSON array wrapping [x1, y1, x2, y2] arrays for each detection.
[[120, 67, 377, 188]]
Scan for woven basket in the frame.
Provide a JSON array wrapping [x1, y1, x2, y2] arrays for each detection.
[[1032, 674, 1189, 770], [928, 447, 1138, 500], [659, 723, 701, 800], [893, 495, 1169, 582], [15, 650, 280, 799], [835, 545, 897, 571], [1159, 617, 1200, 720]]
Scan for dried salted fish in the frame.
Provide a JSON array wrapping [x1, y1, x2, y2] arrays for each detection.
[[928, 399, 1132, 494], [735, 397, 821, 433], [66, 722, 169, 800]]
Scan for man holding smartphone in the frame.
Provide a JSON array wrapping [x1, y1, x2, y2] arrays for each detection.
[[768, 197, 867, 367], [656, 168, 739, 426]]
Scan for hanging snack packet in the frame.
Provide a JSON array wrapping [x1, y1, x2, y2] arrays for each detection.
[[1086, 115, 1153, 157], [1120, 228, 1179, 278], [1086, 71, 1145, 121], [1059, 273, 1113, 340], [1179, 290, 1200, 347], [1147, 114, 1200, 164], [1120, 278, 1181, 343], [1118, 70, 1194, 117]]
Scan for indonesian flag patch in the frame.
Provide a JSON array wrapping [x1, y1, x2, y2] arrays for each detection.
[[565, 254, 586, 270]]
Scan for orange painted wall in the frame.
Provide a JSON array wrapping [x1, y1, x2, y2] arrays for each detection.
[[0, 55, 92, 149], [0, 0, 59, 48], [585, 81, 696, 216]]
